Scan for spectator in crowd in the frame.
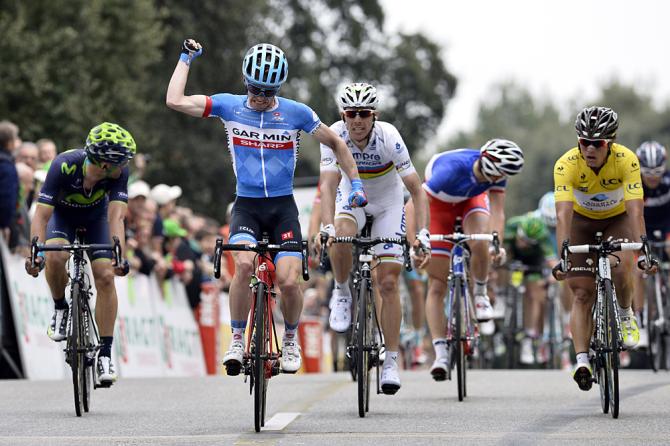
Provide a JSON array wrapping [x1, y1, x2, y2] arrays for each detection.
[[36, 138, 57, 170], [128, 219, 167, 278], [0, 120, 20, 243], [126, 180, 151, 237], [15, 141, 39, 171], [151, 183, 182, 219], [163, 218, 203, 309], [151, 183, 181, 252]]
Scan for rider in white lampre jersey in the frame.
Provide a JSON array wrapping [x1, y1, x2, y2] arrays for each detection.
[[319, 83, 430, 396], [321, 120, 416, 259]]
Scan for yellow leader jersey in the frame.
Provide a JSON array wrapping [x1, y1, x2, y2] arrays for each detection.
[[553, 143, 643, 219]]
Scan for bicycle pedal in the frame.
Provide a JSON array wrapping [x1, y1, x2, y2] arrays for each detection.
[[431, 368, 447, 382], [381, 383, 400, 395], [223, 361, 242, 376]]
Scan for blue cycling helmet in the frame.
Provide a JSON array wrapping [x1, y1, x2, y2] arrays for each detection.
[[242, 43, 288, 88]]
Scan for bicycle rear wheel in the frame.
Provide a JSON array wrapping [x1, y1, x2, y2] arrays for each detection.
[[454, 277, 465, 401], [253, 282, 267, 432], [356, 280, 370, 418], [604, 279, 619, 418], [69, 283, 84, 417]]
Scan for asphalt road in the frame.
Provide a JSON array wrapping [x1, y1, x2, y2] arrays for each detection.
[[1, 369, 669, 446]]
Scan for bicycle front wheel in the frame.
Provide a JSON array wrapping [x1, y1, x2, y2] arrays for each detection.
[[81, 301, 93, 413], [69, 283, 83, 417], [453, 277, 465, 402], [604, 279, 619, 418], [356, 279, 370, 418], [253, 282, 267, 432]]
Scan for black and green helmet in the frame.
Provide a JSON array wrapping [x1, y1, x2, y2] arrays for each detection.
[[85, 122, 136, 165]]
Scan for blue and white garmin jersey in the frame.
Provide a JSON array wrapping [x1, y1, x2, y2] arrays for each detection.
[[204, 94, 321, 198], [424, 149, 506, 203]]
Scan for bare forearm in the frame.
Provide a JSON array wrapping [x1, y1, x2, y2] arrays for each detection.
[[334, 143, 359, 181], [30, 213, 49, 243], [412, 191, 428, 231], [166, 61, 190, 107], [320, 182, 337, 227]]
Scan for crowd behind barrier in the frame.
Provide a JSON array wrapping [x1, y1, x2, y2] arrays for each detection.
[[0, 119, 336, 379]]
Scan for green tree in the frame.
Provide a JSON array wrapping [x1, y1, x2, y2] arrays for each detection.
[[0, 0, 165, 149]]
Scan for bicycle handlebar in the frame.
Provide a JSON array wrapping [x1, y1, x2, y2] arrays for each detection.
[[213, 239, 310, 281], [429, 231, 500, 253], [568, 242, 643, 254], [30, 235, 123, 268], [321, 235, 412, 272]]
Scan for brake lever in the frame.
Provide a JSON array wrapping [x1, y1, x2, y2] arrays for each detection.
[[319, 233, 329, 269], [112, 236, 122, 267], [213, 238, 223, 279], [301, 240, 310, 281], [403, 237, 413, 272], [30, 236, 39, 268]]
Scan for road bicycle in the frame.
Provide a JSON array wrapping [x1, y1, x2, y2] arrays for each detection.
[[561, 233, 653, 418], [214, 237, 308, 432], [644, 233, 670, 371], [30, 231, 122, 417], [430, 220, 499, 401], [320, 217, 410, 417]]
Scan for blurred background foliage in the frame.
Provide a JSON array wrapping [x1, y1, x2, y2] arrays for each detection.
[[1, 0, 669, 220]]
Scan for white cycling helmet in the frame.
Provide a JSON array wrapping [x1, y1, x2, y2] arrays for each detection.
[[537, 192, 557, 228], [479, 139, 524, 181], [337, 83, 378, 110]]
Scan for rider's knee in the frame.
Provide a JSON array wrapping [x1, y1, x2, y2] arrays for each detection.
[[93, 266, 115, 290], [46, 251, 68, 268], [570, 287, 593, 306], [234, 259, 254, 278], [277, 274, 299, 296], [379, 273, 399, 297]]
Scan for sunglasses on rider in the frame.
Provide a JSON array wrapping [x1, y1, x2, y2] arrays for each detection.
[[343, 109, 374, 119], [245, 82, 279, 98], [578, 138, 610, 149], [641, 166, 666, 177]]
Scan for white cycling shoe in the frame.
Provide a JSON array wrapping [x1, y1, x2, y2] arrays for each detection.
[[474, 294, 494, 321], [329, 290, 352, 333], [380, 361, 401, 395], [281, 338, 302, 373], [430, 356, 449, 382], [223, 340, 245, 376], [97, 356, 117, 385]]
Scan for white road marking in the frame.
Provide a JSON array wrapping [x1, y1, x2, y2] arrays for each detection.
[[261, 412, 301, 431]]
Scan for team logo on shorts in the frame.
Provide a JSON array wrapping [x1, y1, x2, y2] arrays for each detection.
[[281, 230, 294, 241]]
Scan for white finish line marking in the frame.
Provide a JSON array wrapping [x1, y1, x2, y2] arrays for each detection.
[[262, 412, 301, 431]]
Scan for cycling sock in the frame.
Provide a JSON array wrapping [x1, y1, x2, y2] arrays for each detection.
[[575, 352, 589, 365], [335, 279, 350, 294], [231, 320, 247, 342], [54, 297, 68, 310], [474, 280, 488, 297], [618, 305, 634, 318], [384, 351, 398, 365], [432, 338, 447, 359], [99, 336, 113, 357], [284, 321, 299, 340]]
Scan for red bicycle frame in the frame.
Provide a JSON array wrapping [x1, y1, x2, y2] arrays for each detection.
[[245, 255, 278, 379]]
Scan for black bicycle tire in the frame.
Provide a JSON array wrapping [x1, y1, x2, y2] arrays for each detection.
[[646, 278, 659, 372], [506, 286, 519, 369], [70, 282, 83, 417], [598, 281, 610, 414], [81, 299, 92, 413], [357, 278, 369, 418], [254, 282, 267, 432], [604, 279, 619, 418], [454, 277, 464, 401]]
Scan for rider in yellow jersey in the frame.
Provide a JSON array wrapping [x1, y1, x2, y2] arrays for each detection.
[[553, 106, 655, 391]]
